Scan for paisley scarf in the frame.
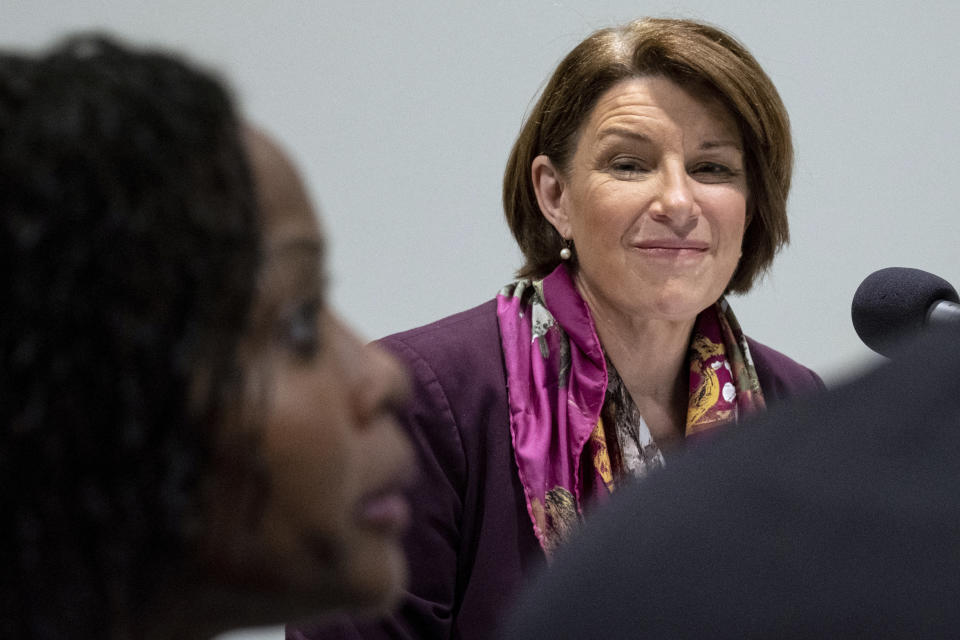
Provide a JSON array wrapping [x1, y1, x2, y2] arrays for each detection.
[[496, 264, 765, 555]]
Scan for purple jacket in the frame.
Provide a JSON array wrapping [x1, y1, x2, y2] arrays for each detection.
[[289, 299, 824, 640]]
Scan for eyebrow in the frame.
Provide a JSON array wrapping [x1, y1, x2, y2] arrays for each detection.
[[268, 237, 329, 294], [596, 127, 652, 144], [596, 127, 742, 152], [269, 237, 326, 261], [698, 139, 743, 152]]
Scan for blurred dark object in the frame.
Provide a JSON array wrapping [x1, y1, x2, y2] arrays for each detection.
[[852, 266, 960, 356], [502, 326, 960, 639]]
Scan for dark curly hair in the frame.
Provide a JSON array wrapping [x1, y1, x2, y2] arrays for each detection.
[[0, 35, 260, 638]]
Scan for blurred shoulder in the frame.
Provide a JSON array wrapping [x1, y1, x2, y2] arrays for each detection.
[[377, 299, 502, 377], [746, 336, 825, 403]]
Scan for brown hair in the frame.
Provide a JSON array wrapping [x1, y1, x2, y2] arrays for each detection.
[[503, 17, 792, 293]]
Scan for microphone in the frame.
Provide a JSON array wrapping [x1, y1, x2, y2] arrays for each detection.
[[852, 267, 960, 357]]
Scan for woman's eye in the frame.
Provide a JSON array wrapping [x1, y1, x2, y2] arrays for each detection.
[[282, 300, 321, 359], [691, 162, 738, 182], [609, 158, 646, 175]]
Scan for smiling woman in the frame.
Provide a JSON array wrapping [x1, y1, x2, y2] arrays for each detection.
[[291, 17, 824, 640], [535, 76, 750, 341], [531, 75, 752, 447], [0, 35, 413, 639]]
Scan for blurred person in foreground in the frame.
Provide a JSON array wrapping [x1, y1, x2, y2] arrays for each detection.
[[0, 35, 413, 640], [293, 17, 822, 640], [502, 325, 960, 638]]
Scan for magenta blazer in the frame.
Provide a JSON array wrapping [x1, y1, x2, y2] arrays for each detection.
[[288, 300, 824, 640]]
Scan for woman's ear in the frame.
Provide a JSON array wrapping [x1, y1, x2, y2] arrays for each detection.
[[531, 155, 571, 239]]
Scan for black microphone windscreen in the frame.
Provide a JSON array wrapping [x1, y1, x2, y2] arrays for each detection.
[[851, 267, 960, 356]]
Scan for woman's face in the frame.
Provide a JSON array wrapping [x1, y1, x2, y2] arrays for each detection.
[[535, 76, 748, 322], [200, 129, 414, 619]]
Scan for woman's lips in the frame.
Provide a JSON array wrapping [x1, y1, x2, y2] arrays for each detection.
[[635, 239, 709, 250], [633, 240, 709, 259], [356, 489, 411, 534]]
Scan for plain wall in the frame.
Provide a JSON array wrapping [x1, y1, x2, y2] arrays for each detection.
[[5, 0, 959, 387], [4, 1, 958, 636]]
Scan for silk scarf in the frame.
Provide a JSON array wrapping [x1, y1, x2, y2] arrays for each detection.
[[496, 264, 765, 555]]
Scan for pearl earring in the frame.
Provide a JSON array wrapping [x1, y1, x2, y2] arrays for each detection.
[[560, 240, 572, 261]]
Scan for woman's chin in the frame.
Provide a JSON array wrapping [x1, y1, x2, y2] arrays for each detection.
[[646, 278, 732, 320], [254, 545, 407, 629], [220, 524, 408, 622], [336, 535, 408, 613]]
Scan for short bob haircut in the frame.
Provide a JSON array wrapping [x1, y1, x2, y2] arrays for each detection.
[[503, 17, 792, 293]]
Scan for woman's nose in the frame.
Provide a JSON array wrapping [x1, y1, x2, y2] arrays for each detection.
[[651, 164, 698, 230]]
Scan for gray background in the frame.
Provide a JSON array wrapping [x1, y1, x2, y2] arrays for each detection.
[[4, 0, 958, 636]]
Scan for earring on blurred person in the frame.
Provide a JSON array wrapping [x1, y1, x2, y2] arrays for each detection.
[[560, 239, 572, 261]]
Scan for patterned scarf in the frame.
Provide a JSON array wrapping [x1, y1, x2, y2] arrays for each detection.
[[497, 265, 765, 556]]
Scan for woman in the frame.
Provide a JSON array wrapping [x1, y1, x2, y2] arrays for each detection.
[[291, 17, 823, 640], [0, 36, 413, 639]]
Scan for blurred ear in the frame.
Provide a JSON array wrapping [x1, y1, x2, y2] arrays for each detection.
[[531, 155, 571, 239]]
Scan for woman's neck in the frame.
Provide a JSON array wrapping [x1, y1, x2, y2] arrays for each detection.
[[118, 567, 336, 640], [576, 278, 696, 445], [120, 575, 255, 640]]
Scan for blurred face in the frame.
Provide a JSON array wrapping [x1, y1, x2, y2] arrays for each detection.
[[200, 129, 414, 618], [535, 76, 748, 322]]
